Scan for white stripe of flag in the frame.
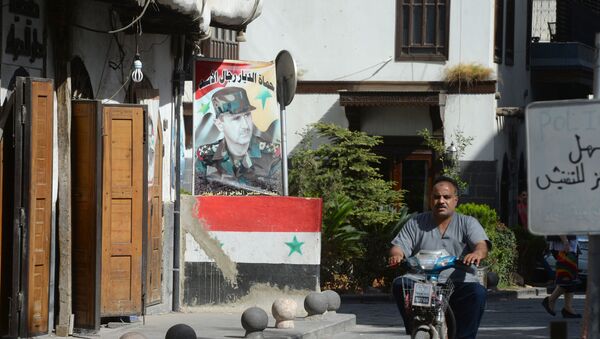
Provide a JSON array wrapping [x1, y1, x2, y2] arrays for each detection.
[[185, 231, 321, 265]]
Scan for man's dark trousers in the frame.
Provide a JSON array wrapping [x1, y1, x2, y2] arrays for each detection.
[[392, 277, 487, 339]]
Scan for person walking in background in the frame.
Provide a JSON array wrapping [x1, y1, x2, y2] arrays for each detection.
[[541, 235, 581, 318]]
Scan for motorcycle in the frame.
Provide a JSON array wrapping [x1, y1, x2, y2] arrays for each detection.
[[397, 249, 477, 339]]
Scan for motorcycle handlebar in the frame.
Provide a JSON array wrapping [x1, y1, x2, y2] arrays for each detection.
[[388, 257, 478, 274], [454, 258, 478, 274]]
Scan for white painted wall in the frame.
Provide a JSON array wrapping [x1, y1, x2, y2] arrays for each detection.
[[241, 0, 496, 156], [444, 94, 497, 161], [242, 0, 494, 81], [285, 94, 347, 152]]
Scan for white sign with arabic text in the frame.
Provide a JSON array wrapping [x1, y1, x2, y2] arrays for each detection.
[[526, 99, 600, 235]]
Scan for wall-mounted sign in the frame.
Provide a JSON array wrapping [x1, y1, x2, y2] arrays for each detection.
[[193, 59, 281, 195], [2, 0, 46, 69]]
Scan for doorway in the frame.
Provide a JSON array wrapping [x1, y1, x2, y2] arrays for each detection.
[[392, 153, 433, 213]]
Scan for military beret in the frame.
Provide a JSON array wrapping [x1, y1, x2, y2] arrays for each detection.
[[212, 87, 256, 116]]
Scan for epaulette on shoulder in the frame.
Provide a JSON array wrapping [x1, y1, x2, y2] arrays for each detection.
[[196, 142, 219, 162], [257, 140, 279, 154]]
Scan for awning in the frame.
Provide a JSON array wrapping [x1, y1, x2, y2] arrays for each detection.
[[339, 91, 440, 107], [107, 0, 262, 35]]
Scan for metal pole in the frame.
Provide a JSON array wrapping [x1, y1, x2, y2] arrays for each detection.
[[172, 34, 185, 312], [586, 32, 600, 339], [279, 84, 289, 196]]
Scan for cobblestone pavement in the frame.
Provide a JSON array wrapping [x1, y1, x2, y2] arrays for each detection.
[[333, 294, 586, 338]]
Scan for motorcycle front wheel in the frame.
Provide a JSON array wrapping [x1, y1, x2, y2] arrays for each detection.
[[436, 306, 456, 339], [411, 307, 456, 339]]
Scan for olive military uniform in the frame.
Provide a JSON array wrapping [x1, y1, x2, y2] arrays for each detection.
[[194, 135, 281, 194]]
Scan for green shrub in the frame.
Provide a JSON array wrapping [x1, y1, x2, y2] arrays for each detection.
[[456, 203, 517, 287], [358, 205, 415, 290], [320, 195, 366, 288], [290, 123, 403, 229], [289, 123, 404, 291]]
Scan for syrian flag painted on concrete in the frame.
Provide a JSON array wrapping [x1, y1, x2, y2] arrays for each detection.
[[182, 196, 323, 306]]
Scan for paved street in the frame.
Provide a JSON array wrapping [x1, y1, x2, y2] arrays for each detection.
[[334, 294, 586, 338]]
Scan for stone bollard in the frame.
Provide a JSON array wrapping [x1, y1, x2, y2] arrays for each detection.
[[323, 290, 341, 314], [272, 298, 297, 329], [119, 332, 148, 339], [241, 306, 269, 338], [165, 323, 196, 339], [304, 292, 328, 320]]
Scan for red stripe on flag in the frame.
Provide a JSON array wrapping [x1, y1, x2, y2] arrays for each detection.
[[194, 196, 323, 232]]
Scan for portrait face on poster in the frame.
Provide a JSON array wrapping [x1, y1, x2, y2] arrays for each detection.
[[193, 59, 281, 195]]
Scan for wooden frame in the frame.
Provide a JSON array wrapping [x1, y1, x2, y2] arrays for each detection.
[[494, 0, 505, 64], [71, 101, 148, 329], [395, 0, 451, 61]]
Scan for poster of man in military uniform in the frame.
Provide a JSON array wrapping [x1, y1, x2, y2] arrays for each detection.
[[193, 59, 281, 195]]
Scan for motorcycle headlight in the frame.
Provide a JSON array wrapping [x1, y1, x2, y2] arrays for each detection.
[[414, 250, 451, 270], [434, 256, 456, 268]]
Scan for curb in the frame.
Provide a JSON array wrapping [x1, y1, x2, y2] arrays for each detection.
[[486, 287, 548, 301], [261, 313, 357, 339]]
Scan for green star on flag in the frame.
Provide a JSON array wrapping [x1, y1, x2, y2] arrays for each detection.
[[255, 88, 272, 109], [198, 102, 210, 114], [285, 235, 305, 256]]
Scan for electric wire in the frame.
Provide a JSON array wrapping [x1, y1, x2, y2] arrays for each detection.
[[72, 23, 109, 34], [71, 0, 153, 35], [108, 0, 153, 34], [332, 57, 393, 81], [107, 74, 132, 102]]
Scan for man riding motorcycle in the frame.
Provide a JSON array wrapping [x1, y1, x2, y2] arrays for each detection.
[[389, 176, 491, 339]]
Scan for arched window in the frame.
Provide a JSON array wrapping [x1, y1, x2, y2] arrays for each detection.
[[70, 56, 94, 99], [7, 67, 29, 92], [125, 72, 154, 103]]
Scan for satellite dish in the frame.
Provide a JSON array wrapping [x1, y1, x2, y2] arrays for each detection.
[[275, 50, 297, 107]]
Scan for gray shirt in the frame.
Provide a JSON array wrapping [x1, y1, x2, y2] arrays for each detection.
[[391, 212, 491, 283]]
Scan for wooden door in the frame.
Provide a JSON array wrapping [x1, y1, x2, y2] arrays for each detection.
[[101, 105, 144, 316], [137, 89, 163, 306], [71, 100, 101, 329], [0, 92, 18, 338], [24, 79, 53, 336]]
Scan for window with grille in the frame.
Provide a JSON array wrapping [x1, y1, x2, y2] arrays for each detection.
[[395, 0, 450, 61], [494, 0, 504, 63], [201, 27, 239, 60], [505, 0, 515, 66]]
